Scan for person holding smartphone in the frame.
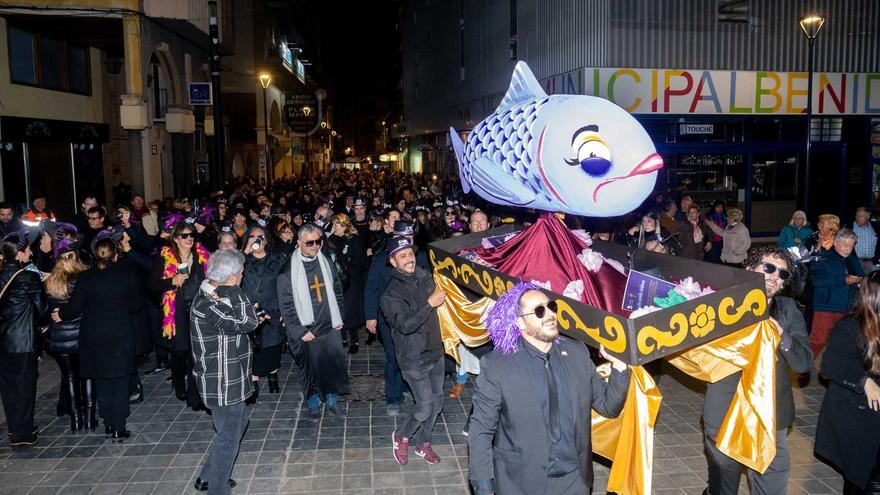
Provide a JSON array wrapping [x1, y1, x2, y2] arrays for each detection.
[[149, 222, 210, 410]]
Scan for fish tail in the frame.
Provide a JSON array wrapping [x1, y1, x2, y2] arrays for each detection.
[[449, 127, 471, 193]]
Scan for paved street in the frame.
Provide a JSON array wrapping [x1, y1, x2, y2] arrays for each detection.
[[0, 343, 844, 495]]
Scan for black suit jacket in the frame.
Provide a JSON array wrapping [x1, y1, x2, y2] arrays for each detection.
[[468, 336, 630, 495]]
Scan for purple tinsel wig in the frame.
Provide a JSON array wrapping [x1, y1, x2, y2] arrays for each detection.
[[485, 281, 541, 355]]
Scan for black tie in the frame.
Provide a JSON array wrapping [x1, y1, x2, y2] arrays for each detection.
[[541, 353, 560, 442]]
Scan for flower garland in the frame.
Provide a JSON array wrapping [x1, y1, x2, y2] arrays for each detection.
[[160, 244, 210, 338]]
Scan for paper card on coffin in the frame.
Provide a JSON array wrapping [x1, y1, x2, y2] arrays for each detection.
[[429, 224, 767, 365]]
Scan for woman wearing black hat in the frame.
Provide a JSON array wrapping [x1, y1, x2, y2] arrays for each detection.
[[241, 225, 286, 397], [0, 231, 47, 446], [44, 240, 95, 432], [149, 222, 209, 409], [54, 238, 142, 441], [329, 213, 367, 354]]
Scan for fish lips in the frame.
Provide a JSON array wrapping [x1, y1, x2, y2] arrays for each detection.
[[591, 153, 664, 203]]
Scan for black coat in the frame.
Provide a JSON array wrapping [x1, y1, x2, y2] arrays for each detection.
[[380, 266, 443, 371], [59, 262, 142, 378], [0, 262, 47, 353], [468, 336, 629, 494], [118, 256, 151, 356], [46, 281, 82, 355], [242, 251, 287, 348], [815, 317, 880, 490], [329, 234, 366, 329]]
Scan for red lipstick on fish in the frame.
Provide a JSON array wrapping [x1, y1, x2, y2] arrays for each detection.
[[592, 153, 664, 203]]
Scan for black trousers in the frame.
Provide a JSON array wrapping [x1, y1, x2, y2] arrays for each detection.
[[94, 376, 130, 432], [398, 357, 445, 446], [171, 350, 200, 407], [0, 352, 38, 441]]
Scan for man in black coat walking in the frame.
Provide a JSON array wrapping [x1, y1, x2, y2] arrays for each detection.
[[381, 236, 447, 466], [467, 282, 629, 495]]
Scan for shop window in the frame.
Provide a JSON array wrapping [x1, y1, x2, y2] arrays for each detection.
[[7, 26, 91, 95], [9, 27, 36, 84], [664, 153, 746, 212]]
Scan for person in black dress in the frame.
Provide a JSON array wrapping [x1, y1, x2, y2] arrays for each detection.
[[329, 213, 367, 354]]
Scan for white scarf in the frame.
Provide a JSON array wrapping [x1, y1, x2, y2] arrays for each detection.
[[290, 248, 343, 328]]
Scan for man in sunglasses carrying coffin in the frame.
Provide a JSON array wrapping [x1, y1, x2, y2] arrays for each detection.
[[468, 282, 630, 495], [701, 245, 813, 495], [277, 223, 349, 421]]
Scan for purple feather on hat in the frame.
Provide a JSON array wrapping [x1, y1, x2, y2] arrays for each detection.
[[197, 203, 218, 225], [484, 282, 540, 355], [162, 212, 185, 230]]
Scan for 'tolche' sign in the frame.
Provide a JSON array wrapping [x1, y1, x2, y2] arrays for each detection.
[[188, 83, 212, 105]]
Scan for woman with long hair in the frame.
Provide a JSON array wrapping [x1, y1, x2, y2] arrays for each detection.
[[149, 222, 209, 409], [44, 240, 95, 431], [54, 239, 142, 441], [0, 231, 47, 446], [329, 213, 366, 354], [241, 225, 286, 398], [815, 271, 880, 494], [268, 218, 295, 255]]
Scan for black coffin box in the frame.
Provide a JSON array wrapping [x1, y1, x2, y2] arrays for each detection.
[[428, 226, 768, 365]]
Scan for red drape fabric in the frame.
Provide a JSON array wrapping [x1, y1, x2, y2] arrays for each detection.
[[471, 213, 627, 315]]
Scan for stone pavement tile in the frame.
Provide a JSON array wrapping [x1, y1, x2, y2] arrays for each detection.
[[120, 482, 156, 494], [230, 463, 256, 480], [372, 489, 404, 495], [246, 477, 282, 494], [253, 462, 283, 478], [159, 465, 197, 482], [310, 475, 343, 490], [56, 485, 91, 495], [342, 473, 372, 490], [90, 483, 127, 494], [342, 459, 371, 475], [98, 467, 137, 484], [26, 487, 61, 495], [130, 467, 167, 483], [284, 462, 314, 478], [279, 476, 312, 493], [432, 486, 469, 495], [373, 471, 404, 489], [149, 480, 188, 494], [402, 470, 434, 486]]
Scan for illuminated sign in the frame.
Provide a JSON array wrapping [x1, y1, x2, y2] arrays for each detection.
[[279, 42, 305, 83]]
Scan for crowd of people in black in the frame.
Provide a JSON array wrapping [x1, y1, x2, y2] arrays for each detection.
[[0, 168, 878, 494]]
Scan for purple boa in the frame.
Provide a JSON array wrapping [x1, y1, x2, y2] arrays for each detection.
[[484, 281, 541, 355]]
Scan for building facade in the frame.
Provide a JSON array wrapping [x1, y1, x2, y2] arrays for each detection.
[[401, 0, 880, 234]]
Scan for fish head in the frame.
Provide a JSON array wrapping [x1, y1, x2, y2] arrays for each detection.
[[531, 95, 662, 217]]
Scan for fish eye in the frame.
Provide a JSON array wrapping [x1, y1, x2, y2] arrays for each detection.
[[577, 139, 611, 163]]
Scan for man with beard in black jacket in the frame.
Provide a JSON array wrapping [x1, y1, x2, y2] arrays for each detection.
[[381, 236, 446, 466]]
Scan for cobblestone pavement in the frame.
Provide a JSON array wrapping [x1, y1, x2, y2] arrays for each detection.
[[0, 343, 844, 494]]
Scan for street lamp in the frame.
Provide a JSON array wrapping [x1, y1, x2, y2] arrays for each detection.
[[258, 72, 272, 182], [799, 14, 824, 214]]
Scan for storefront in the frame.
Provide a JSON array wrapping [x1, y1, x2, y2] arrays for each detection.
[[0, 116, 108, 216]]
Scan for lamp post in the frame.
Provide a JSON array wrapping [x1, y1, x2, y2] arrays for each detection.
[[258, 72, 272, 183], [799, 14, 825, 215]]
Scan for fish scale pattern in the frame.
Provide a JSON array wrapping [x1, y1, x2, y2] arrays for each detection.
[[463, 98, 552, 202]]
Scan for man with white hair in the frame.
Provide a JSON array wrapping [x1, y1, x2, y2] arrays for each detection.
[[190, 249, 260, 494], [277, 223, 349, 420]]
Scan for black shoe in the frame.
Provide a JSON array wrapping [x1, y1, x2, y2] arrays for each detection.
[[105, 426, 113, 436], [111, 430, 131, 442], [145, 362, 169, 375], [267, 374, 280, 394], [193, 478, 236, 492], [129, 383, 144, 404], [70, 414, 83, 432], [342, 338, 349, 348], [9, 433, 38, 447], [192, 403, 209, 413], [307, 405, 321, 422], [246, 380, 260, 405], [348, 342, 359, 355], [365, 333, 376, 345], [327, 403, 347, 418]]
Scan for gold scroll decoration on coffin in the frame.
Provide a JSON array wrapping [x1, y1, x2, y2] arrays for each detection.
[[430, 249, 514, 299], [555, 299, 628, 354], [636, 288, 767, 356]]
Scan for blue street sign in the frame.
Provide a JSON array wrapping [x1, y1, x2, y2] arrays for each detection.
[[188, 83, 212, 105]]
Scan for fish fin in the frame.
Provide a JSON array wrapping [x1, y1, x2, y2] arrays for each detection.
[[449, 127, 470, 194], [471, 157, 536, 206], [497, 62, 547, 112]]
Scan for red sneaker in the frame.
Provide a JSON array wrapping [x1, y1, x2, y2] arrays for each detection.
[[392, 430, 409, 465], [414, 442, 440, 464]]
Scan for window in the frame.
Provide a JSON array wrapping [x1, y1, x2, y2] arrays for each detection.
[[7, 26, 91, 95], [9, 27, 36, 84]]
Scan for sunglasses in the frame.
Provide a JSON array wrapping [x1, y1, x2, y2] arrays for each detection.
[[520, 300, 558, 319], [176, 233, 194, 239], [760, 262, 791, 281], [303, 239, 322, 247]]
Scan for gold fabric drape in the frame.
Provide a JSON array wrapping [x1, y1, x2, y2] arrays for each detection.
[[435, 271, 493, 363], [667, 319, 781, 473]]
